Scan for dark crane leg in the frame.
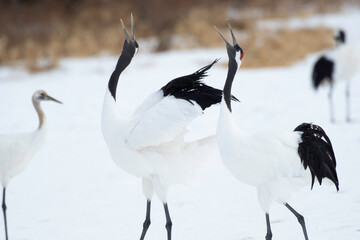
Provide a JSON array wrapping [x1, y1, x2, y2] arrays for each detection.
[[265, 213, 272, 240], [139, 200, 151, 240], [346, 81, 351, 122], [285, 203, 309, 240], [328, 85, 335, 123], [2, 188, 8, 240], [163, 203, 172, 240]]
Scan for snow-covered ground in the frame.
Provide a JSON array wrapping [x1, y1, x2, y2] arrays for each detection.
[[0, 9, 360, 240]]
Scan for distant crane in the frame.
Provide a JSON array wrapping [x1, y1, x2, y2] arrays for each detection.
[[312, 29, 360, 122], [0, 90, 62, 240], [215, 20, 339, 240], [101, 14, 237, 240]]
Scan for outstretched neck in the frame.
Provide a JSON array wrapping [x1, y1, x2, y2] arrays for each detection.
[[108, 41, 135, 101], [32, 99, 46, 130], [223, 58, 238, 112]]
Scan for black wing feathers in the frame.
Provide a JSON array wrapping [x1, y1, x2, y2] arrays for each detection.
[[161, 59, 239, 110], [294, 123, 339, 191], [312, 56, 334, 89]]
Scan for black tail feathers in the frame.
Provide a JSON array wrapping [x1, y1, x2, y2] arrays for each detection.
[[161, 59, 238, 110], [312, 56, 334, 89], [294, 123, 339, 191], [193, 59, 219, 80]]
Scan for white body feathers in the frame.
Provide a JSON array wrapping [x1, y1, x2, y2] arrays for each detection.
[[0, 128, 46, 187], [324, 43, 360, 84], [217, 100, 310, 212], [102, 90, 213, 202]]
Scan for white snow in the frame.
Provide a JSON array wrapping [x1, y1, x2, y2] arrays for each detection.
[[0, 9, 360, 240]]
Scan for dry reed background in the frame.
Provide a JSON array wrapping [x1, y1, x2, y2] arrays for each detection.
[[0, 0, 359, 71]]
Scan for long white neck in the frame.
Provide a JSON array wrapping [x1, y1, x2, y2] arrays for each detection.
[[101, 89, 131, 143], [217, 98, 241, 136], [102, 89, 121, 126], [32, 98, 46, 130], [30, 100, 47, 158]]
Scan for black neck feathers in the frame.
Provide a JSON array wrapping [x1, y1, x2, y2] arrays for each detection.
[[108, 40, 136, 100], [224, 58, 238, 112]]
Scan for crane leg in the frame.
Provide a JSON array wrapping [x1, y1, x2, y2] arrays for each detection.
[[139, 200, 151, 240], [328, 85, 335, 123], [285, 203, 309, 240], [346, 81, 351, 122], [163, 203, 173, 240], [265, 213, 272, 240], [2, 188, 8, 240]]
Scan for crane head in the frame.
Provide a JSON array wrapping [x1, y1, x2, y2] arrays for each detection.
[[214, 20, 244, 68], [120, 13, 139, 56], [33, 90, 63, 104]]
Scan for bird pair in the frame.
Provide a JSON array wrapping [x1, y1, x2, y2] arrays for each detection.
[[102, 14, 339, 240]]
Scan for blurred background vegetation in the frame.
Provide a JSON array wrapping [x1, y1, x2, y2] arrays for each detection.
[[1, 0, 359, 71]]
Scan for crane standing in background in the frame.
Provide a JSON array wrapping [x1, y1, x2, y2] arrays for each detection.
[[0, 90, 62, 240], [312, 29, 360, 122]]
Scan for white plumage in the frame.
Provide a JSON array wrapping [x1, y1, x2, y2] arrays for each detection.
[[217, 105, 309, 212], [326, 44, 360, 82], [0, 90, 62, 240], [127, 95, 202, 150], [0, 129, 46, 187], [102, 91, 208, 189], [215, 21, 339, 240]]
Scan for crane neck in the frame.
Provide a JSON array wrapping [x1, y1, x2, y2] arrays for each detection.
[[108, 41, 136, 101], [223, 58, 238, 112], [32, 99, 46, 130]]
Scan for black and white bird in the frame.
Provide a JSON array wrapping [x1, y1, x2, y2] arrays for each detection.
[[215, 21, 339, 240], [312, 29, 360, 122], [0, 90, 62, 240], [101, 15, 237, 240]]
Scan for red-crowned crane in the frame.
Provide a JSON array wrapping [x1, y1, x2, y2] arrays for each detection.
[[0, 90, 62, 240], [101, 15, 237, 240], [312, 29, 360, 122], [215, 21, 339, 240]]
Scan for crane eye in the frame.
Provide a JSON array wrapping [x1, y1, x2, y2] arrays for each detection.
[[234, 44, 244, 60], [38, 92, 46, 100]]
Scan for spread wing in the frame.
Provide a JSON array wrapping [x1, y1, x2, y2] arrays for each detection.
[[126, 95, 202, 150], [127, 60, 233, 150]]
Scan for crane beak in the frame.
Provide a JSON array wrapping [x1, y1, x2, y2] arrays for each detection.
[[214, 20, 238, 46], [120, 13, 136, 43], [46, 95, 63, 104], [214, 25, 231, 46], [120, 18, 131, 43], [226, 19, 238, 46], [131, 13, 135, 41]]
